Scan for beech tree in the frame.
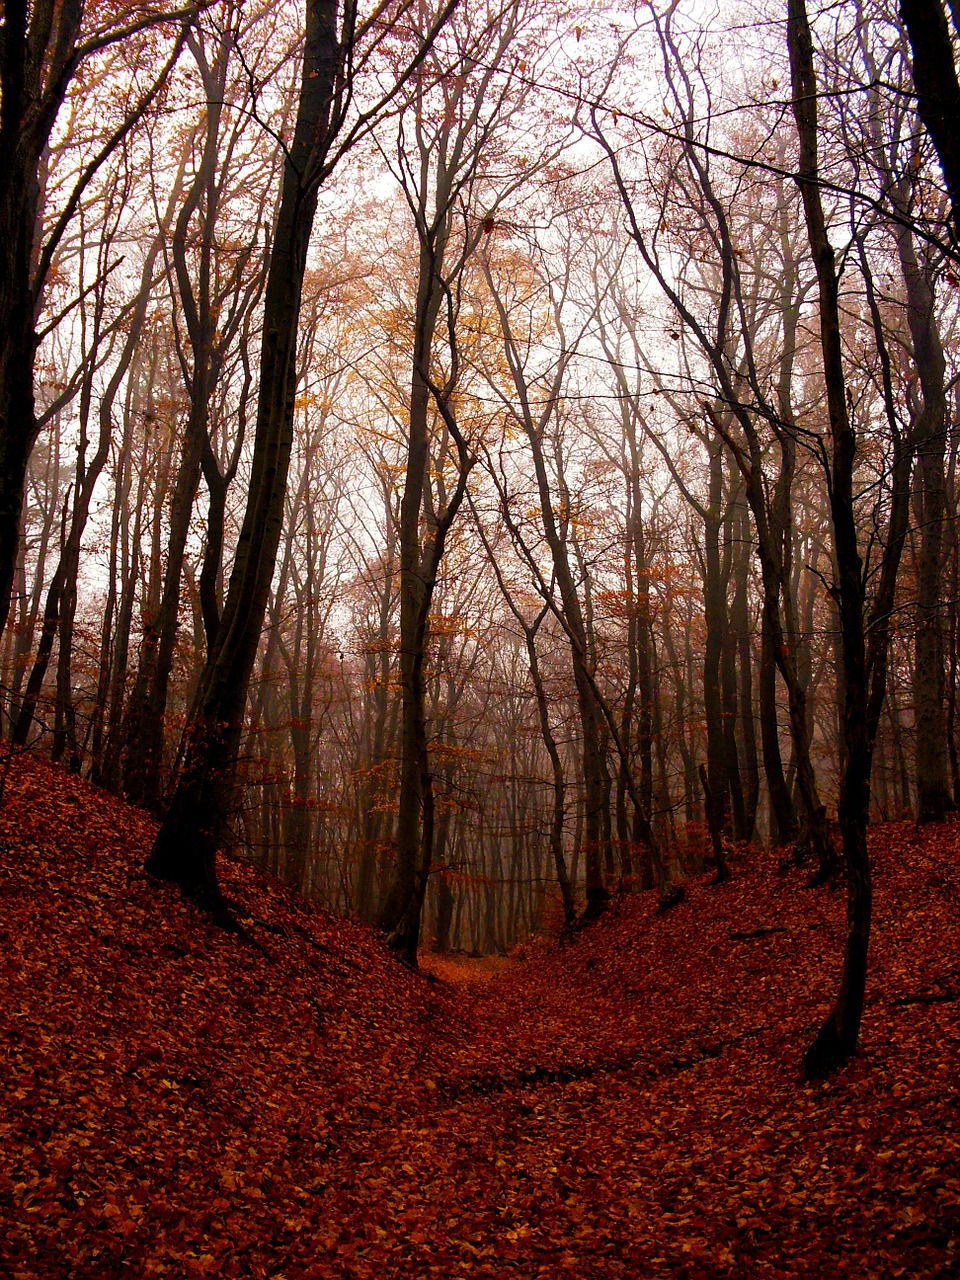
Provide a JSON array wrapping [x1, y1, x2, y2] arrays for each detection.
[[788, 0, 889, 1077], [147, 0, 460, 916], [376, 0, 557, 962], [122, 7, 282, 808], [0, 2, 196, 635]]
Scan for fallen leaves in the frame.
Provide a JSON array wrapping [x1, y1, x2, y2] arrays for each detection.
[[0, 751, 958, 1276]]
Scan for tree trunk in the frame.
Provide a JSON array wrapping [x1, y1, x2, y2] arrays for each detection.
[[894, 210, 953, 822], [525, 622, 576, 926], [790, 0, 873, 1079], [899, 0, 960, 243], [759, 616, 795, 844], [732, 498, 760, 839], [147, 0, 344, 915], [702, 434, 731, 835], [377, 234, 447, 962], [699, 762, 729, 883]]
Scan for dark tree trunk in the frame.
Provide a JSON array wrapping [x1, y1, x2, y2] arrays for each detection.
[[699, 762, 730, 883], [525, 620, 576, 926], [123, 381, 211, 807], [377, 236, 445, 961], [124, 55, 229, 806], [355, 540, 397, 922], [93, 383, 154, 790], [732, 498, 760, 840], [899, 0, 960, 243], [719, 496, 747, 840], [631, 504, 657, 887], [759, 619, 795, 844], [377, 256, 474, 964], [433, 871, 455, 954], [147, 0, 344, 914], [790, 0, 873, 1079], [702, 434, 731, 835], [945, 468, 960, 805], [894, 211, 953, 822]]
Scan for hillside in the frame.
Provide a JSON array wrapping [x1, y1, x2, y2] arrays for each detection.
[[1, 751, 958, 1278]]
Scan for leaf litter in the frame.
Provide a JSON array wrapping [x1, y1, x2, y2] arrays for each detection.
[[1, 752, 958, 1277]]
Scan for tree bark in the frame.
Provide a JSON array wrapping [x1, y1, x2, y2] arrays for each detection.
[[732, 497, 760, 840], [147, 0, 344, 914], [899, 0, 960, 244], [894, 209, 953, 821], [702, 434, 731, 836], [789, 0, 873, 1079]]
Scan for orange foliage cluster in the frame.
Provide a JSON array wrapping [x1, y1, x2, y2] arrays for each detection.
[[1, 752, 958, 1277]]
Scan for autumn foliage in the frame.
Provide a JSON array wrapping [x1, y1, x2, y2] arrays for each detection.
[[1, 752, 958, 1277]]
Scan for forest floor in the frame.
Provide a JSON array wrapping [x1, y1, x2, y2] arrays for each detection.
[[1, 751, 959, 1279]]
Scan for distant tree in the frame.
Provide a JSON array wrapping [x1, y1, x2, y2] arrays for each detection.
[[592, 32, 834, 871], [377, 0, 541, 964]]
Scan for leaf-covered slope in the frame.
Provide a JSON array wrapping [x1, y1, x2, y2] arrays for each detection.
[[0, 752, 449, 1279], [422, 830, 960, 1276], [1, 750, 958, 1278]]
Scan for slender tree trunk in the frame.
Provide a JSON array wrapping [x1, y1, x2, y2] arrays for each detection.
[[631, 480, 656, 885], [790, 0, 873, 1079], [5, 426, 61, 735], [525, 623, 576, 926], [759, 616, 795, 844], [732, 499, 760, 839], [699, 762, 729, 883], [432, 863, 455, 953], [355, 553, 396, 922], [377, 232, 460, 961], [123, 383, 211, 806], [702, 435, 730, 836], [945, 471, 960, 804], [894, 211, 953, 821], [95, 389, 152, 790]]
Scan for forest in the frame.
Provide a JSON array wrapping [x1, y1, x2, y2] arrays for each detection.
[[3, 0, 960, 1274], [1, 0, 959, 1086]]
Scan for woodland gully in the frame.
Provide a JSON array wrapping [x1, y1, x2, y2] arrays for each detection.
[[1, 0, 958, 1077]]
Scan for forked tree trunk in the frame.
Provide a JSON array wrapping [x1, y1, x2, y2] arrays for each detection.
[[377, 235, 447, 961], [147, 0, 343, 914]]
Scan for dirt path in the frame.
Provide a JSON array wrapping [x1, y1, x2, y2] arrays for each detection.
[[376, 855, 960, 1279]]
